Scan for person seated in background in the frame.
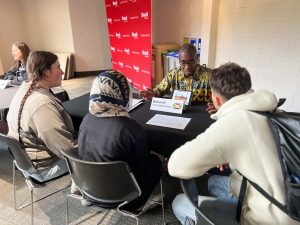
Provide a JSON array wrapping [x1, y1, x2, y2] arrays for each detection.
[[168, 62, 298, 225], [141, 43, 212, 104], [3, 41, 30, 84], [78, 70, 163, 211], [7, 51, 76, 181]]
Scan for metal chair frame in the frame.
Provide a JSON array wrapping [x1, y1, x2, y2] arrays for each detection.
[[0, 133, 69, 225], [61, 149, 165, 225], [181, 179, 215, 225]]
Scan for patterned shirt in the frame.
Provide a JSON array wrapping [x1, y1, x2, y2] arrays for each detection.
[[153, 64, 212, 103]]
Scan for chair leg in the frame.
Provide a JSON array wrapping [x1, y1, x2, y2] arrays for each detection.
[[160, 179, 166, 225], [13, 160, 34, 224], [66, 194, 106, 224], [13, 160, 17, 210], [31, 187, 33, 225], [66, 195, 69, 224]]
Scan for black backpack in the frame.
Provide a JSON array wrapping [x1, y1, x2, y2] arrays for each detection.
[[236, 99, 300, 222]]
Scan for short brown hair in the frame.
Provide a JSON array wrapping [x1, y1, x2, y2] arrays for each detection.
[[210, 62, 252, 100]]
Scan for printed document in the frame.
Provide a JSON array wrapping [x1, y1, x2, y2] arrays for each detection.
[[0, 80, 13, 89], [129, 98, 144, 112], [146, 114, 191, 130]]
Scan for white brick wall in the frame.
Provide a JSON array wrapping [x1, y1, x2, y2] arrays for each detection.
[[216, 0, 300, 112]]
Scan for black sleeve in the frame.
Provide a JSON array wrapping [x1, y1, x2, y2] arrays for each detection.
[[130, 122, 152, 170], [4, 70, 17, 80]]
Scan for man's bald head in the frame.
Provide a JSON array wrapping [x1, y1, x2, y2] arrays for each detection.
[[179, 44, 198, 77], [179, 44, 197, 59]]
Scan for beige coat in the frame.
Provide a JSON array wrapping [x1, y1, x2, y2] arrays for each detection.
[[168, 90, 299, 225], [7, 82, 76, 168]]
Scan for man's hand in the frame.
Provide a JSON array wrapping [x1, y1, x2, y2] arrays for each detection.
[[140, 88, 155, 100], [217, 164, 229, 172], [206, 102, 217, 114]]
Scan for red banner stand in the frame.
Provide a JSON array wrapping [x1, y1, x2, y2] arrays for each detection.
[[105, 0, 152, 90]]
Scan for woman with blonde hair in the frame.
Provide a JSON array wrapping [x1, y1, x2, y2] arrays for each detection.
[[3, 41, 30, 83], [7, 51, 76, 181]]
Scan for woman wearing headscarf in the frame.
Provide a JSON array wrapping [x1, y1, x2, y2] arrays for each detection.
[[78, 70, 163, 210]]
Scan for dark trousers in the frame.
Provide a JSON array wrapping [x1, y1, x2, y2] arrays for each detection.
[[125, 154, 163, 210]]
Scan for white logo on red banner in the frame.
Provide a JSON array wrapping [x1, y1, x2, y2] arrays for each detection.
[[124, 48, 130, 54], [112, 1, 118, 7], [133, 65, 139, 72], [130, 16, 139, 20], [116, 33, 121, 38], [142, 50, 149, 57], [141, 70, 150, 74], [141, 12, 149, 19], [122, 16, 128, 22], [140, 33, 150, 37], [132, 32, 138, 39], [107, 18, 112, 23], [119, 62, 124, 67], [111, 46, 116, 52]]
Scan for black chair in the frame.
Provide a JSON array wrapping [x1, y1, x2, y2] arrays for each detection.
[[181, 179, 215, 225], [61, 149, 165, 225], [0, 133, 69, 225]]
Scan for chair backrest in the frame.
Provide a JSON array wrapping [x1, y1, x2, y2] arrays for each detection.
[[0, 133, 44, 183], [61, 149, 141, 205]]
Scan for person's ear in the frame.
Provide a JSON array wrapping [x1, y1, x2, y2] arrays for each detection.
[[215, 95, 223, 108], [43, 69, 50, 78]]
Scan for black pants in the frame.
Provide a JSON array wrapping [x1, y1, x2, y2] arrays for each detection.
[[124, 154, 163, 210]]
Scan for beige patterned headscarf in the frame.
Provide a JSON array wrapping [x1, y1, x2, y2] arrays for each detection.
[[89, 70, 132, 117]]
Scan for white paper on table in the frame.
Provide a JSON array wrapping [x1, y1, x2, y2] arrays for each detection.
[[146, 114, 191, 130], [0, 80, 13, 89], [129, 98, 144, 112]]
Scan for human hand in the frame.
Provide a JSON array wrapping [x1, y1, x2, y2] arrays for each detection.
[[206, 102, 217, 114], [217, 164, 229, 172], [140, 88, 155, 100]]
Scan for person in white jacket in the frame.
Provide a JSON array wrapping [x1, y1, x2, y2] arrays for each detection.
[[168, 62, 299, 225]]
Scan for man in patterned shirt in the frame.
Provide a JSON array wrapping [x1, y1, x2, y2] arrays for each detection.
[[141, 43, 212, 104]]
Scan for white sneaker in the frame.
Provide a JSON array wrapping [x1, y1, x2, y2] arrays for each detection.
[[81, 198, 92, 207], [70, 181, 81, 195], [139, 194, 164, 212], [71, 181, 92, 207]]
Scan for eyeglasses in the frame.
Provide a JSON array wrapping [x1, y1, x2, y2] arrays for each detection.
[[179, 58, 197, 66]]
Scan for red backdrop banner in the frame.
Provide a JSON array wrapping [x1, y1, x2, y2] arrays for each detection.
[[105, 0, 152, 90]]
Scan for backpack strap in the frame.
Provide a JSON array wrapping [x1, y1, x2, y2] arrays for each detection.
[[242, 175, 288, 214], [277, 98, 286, 108], [235, 170, 288, 223], [236, 176, 247, 222]]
